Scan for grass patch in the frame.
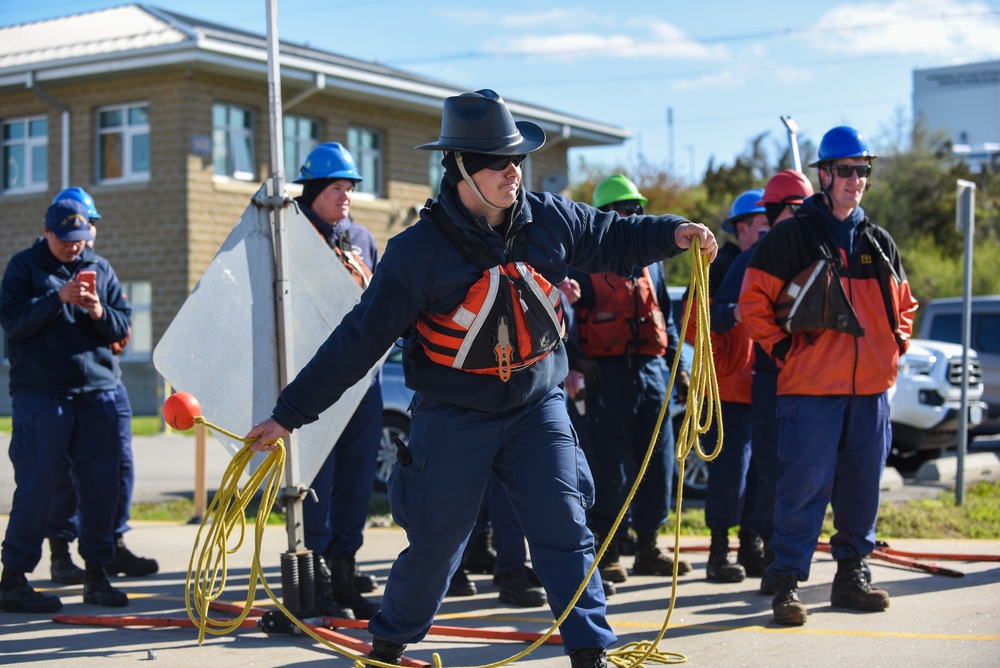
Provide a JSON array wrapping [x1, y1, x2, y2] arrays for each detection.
[[0, 414, 190, 437], [131, 496, 286, 525]]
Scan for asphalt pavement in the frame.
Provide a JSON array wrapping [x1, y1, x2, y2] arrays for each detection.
[[1, 432, 999, 667]]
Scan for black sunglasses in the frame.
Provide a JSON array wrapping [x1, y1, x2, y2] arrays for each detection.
[[486, 155, 527, 171], [612, 202, 644, 216], [830, 164, 871, 179]]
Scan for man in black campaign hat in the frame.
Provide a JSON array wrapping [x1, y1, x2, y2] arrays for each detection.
[[245, 89, 718, 668]]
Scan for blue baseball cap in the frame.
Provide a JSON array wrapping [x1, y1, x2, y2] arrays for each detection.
[[45, 200, 95, 242]]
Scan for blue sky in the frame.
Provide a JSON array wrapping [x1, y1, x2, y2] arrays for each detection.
[[6, 0, 1000, 181]]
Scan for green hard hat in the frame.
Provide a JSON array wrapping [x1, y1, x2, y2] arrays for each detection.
[[591, 174, 648, 209]]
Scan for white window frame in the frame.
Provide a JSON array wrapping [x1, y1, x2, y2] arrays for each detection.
[[212, 103, 256, 181], [96, 102, 150, 184], [118, 280, 152, 361], [2, 114, 48, 193], [347, 125, 383, 197], [283, 115, 319, 181]]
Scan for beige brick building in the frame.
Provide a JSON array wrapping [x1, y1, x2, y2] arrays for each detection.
[[0, 5, 628, 414]]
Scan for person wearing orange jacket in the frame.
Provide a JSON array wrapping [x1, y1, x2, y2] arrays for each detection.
[[715, 171, 815, 594], [740, 127, 918, 626], [700, 189, 771, 583]]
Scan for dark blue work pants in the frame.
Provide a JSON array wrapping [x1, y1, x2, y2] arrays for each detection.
[[749, 370, 779, 540], [2, 391, 120, 572], [46, 380, 134, 541], [303, 380, 383, 557], [370, 388, 615, 653], [767, 393, 891, 580], [583, 358, 673, 537], [703, 400, 756, 532]]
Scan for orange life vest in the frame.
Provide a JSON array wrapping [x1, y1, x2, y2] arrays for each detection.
[[576, 268, 668, 358], [415, 203, 565, 381]]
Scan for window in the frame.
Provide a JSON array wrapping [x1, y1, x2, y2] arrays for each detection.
[[119, 280, 152, 361], [97, 103, 150, 183], [2, 115, 48, 192], [283, 115, 318, 181], [212, 103, 255, 180], [428, 151, 443, 195], [347, 126, 382, 197]]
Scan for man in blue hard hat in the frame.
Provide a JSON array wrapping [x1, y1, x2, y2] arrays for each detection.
[[45, 187, 158, 586], [293, 142, 382, 621], [741, 126, 919, 626], [245, 89, 717, 667]]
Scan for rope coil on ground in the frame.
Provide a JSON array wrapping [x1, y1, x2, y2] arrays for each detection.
[[185, 240, 721, 668]]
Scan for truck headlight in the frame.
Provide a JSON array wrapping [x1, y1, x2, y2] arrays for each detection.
[[899, 353, 936, 376]]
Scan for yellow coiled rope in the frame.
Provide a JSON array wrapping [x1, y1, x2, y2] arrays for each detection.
[[186, 238, 721, 668]]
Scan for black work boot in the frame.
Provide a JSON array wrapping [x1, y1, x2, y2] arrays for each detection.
[[329, 554, 380, 619], [368, 636, 406, 664], [105, 535, 158, 577], [462, 527, 497, 575], [633, 532, 690, 576], [569, 647, 609, 668], [0, 569, 62, 613], [496, 566, 547, 607], [736, 528, 767, 577], [82, 563, 129, 607], [830, 557, 889, 612], [446, 568, 477, 597], [595, 531, 628, 583], [354, 569, 378, 593], [312, 554, 355, 619], [771, 574, 807, 626], [49, 537, 85, 585], [706, 530, 745, 583]]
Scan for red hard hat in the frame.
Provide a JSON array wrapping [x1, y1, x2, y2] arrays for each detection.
[[756, 170, 814, 206]]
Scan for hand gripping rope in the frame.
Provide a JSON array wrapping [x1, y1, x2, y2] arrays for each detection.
[[182, 239, 723, 668]]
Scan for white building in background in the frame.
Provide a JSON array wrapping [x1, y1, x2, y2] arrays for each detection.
[[913, 59, 1000, 171]]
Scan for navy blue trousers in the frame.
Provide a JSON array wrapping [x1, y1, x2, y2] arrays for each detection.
[[767, 393, 891, 580], [2, 391, 120, 572], [46, 380, 134, 541], [303, 380, 383, 557], [703, 400, 756, 532], [749, 370, 779, 539], [583, 358, 674, 537], [370, 388, 616, 653]]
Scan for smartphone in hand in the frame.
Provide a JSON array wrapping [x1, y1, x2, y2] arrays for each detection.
[[77, 270, 97, 292]]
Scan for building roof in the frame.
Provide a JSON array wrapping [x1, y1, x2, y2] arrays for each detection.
[[0, 3, 630, 148]]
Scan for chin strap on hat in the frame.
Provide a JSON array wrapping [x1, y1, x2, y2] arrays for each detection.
[[455, 153, 507, 212]]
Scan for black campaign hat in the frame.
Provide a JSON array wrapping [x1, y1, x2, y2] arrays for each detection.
[[416, 89, 545, 155]]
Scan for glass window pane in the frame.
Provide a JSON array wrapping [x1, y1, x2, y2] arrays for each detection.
[[130, 310, 153, 354], [212, 128, 228, 175], [130, 281, 152, 303], [31, 145, 47, 183], [129, 106, 149, 125], [100, 109, 123, 129], [234, 108, 250, 129], [4, 121, 25, 140], [131, 133, 150, 173], [29, 118, 47, 137], [234, 134, 254, 176], [4, 145, 24, 188], [212, 104, 227, 127], [99, 134, 123, 179]]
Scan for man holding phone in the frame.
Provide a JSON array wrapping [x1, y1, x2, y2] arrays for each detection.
[[0, 199, 133, 613]]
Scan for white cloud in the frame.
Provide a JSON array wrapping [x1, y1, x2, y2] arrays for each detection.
[[673, 69, 743, 91], [812, 0, 1000, 60]]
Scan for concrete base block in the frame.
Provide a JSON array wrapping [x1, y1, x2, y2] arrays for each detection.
[[915, 452, 1000, 482], [880, 466, 904, 491]]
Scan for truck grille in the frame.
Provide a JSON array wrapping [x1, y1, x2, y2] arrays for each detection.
[[948, 357, 983, 386]]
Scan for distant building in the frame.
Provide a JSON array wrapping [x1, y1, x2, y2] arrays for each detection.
[[913, 59, 1000, 171], [0, 4, 629, 414]]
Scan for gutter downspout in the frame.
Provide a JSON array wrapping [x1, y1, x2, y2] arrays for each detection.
[[283, 72, 325, 112], [26, 71, 70, 190]]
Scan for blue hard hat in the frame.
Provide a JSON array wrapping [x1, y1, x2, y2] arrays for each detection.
[[721, 188, 765, 233], [808, 126, 878, 167], [294, 142, 363, 184], [52, 186, 101, 220]]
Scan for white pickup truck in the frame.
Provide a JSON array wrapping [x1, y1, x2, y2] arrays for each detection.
[[887, 338, 987, 462]]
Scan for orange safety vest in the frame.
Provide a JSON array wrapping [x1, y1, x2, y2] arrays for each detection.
[[576, 268, 668, 358], [415, 203, 565, 381]]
